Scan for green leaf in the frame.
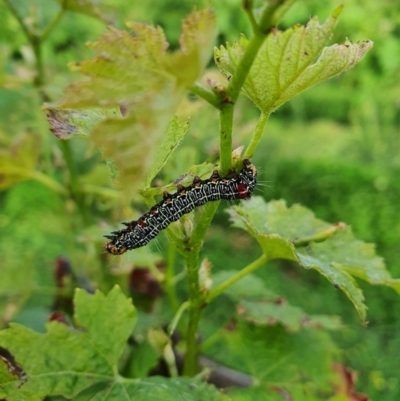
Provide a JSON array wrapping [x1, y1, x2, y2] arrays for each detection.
[[227, 197, 397, 321], [212, 271, 342, 332], [87, 377, 231, 401], [144, 116, 190, 187], [47, 8, 216, 197], [215, 7, 373, 114], [216, 323, 340, 400], [0, 286, 228, 400], [124, 341, 159, 379], [0, 286, 136, 400], [304, 228, 400, 294]]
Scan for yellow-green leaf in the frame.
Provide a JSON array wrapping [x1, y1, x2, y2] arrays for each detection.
[[164, 8, 217, 86], [215, 7, 373, 114], [47, 8, 216, 197]]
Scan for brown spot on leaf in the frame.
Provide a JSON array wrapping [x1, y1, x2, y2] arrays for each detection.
[[46, 109, 78, 140], [333, 363, 369, 401]]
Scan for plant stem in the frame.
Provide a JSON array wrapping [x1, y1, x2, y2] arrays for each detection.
[[244, 112, 269, 159], [226, 34, 266, 104], [168, 301, 189, 336], [188, 83, 221, 110], [243, 0, 260, 36], [29, 170, 68, 195], [219, 2, 283, 172], [40, 7, 65, 41], [166, 243, 180, 314], [293, 223, 346, 247], [81, 184, 120, 199], [190, 201, 220, 248], [219, 103, 234, 173], [2, 166, 67, 194], [183, 248, 202, 376], [59, 140, 90, 224], [31, 34, 45, 89], [3, 0, 31, 38], [181, 2, 292, 375], [206, 254, 267, 303]]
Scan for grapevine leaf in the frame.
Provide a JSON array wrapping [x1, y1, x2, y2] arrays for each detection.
[[144, 116, 190, 186], [46, 9, 216, 196], [0, 286, 136, 400], [215, 7, 373, 114], [212, 271, 342, 332], [0, 132, 40, 190], [227, 197, 397, 321]]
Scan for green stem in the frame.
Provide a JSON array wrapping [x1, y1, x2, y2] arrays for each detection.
[[3, 0, 31, 39], [206, 254, 267, 303], [293, 223, 346, 247], [219, 2, 282, 172], [226, 29, 266, 104], [244, 112, 269, 159], [219, 103, 234, 174], [166, 243, 180, 314], [2, 166, 67, 194], [181, 201, 220, 376], [29, 170, 68, 195], [190, 201, 220, 248], [183, 248, 202, 376], [40, 7, 65, 41], [59, 140, 90, 224], [180, 3, 287, 370], [188, 83, 221, 110], [168, 301, 190, 336], [81, 184, 120, 200], [31, 34, 45, 89], [243, 0, 260, 36]]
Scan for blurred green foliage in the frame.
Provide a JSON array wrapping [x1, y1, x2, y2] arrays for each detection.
[[0, 0, 399, 400]]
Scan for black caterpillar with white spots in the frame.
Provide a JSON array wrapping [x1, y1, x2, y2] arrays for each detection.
[[104, 159, 257, 255]]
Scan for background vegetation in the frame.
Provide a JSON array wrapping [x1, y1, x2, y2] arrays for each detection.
[[0, 0, 399, 400]]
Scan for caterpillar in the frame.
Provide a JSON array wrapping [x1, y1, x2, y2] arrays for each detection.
[[104, 159, 257, 255]]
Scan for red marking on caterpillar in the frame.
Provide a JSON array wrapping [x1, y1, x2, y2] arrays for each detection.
[[104, 159, 257, 255]]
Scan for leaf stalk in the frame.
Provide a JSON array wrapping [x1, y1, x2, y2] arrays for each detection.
[[206, 254, 267, 303]]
